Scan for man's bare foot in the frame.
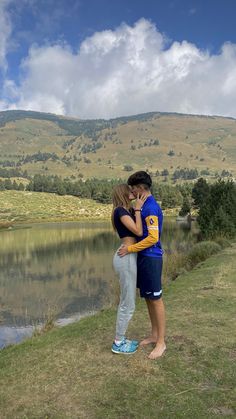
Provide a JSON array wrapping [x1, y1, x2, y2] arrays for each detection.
[[148, 343, 166, 359], [140, 336, 158, 346]]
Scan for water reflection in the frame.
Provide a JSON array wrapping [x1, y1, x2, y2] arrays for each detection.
[[0, 222, 120, 348], [163, 220, 198, 254], [0, 219, 196, 348]]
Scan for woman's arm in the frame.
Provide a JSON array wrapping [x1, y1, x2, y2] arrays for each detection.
[[119, 194, 146, 236], [120, 211, 143, 236]]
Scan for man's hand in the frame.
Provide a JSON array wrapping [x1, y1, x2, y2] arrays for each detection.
[[117, 244, 129, 257]]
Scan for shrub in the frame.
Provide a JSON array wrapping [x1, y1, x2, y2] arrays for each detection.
[[0, 221, 14, 229], [163, 251, 188, 282], [123, 165, 133, 172], [213, 237, 232, 249], [187, 241, 221, 269]]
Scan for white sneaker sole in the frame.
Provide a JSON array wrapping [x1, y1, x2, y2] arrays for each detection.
[[111, 347, 137, 355]]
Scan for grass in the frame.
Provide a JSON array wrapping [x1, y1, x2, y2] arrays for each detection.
[[0, 244, 235, 418], [0, 190, 180, 226], [0, 190, 112, 223]]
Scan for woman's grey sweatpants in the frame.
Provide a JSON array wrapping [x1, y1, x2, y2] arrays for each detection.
[[113, 251, 137, 340]]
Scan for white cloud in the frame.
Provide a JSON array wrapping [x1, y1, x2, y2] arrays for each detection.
[[0, 0, 12, 71], [2, 18, 236, 119]]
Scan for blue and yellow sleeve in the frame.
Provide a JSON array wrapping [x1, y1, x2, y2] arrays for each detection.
[[127, 215, 159, 253]]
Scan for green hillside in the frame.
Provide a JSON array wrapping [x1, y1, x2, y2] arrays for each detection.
[[0, 190, 111, 224], [0, 110, 236, 180]]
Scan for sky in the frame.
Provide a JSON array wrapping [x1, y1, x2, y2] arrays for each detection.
[[0, 0, 236, 119]]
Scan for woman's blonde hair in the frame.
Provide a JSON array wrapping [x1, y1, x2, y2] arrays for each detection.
[[111, 184, 132, 231]]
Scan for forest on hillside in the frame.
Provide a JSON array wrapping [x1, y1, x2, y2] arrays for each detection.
[[1, 110, 235, 181]]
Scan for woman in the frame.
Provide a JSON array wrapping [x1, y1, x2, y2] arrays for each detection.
[[111, 184, 145, 354]]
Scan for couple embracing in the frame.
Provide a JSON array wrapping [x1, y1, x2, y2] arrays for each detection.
[[111, 171, 166, 360]]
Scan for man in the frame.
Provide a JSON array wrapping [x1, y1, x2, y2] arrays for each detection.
[[118, 171, 166, 359]]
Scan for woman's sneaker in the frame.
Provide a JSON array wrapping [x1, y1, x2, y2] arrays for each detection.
[[112, 339, 137, 354], [125, 338, 139, 347]]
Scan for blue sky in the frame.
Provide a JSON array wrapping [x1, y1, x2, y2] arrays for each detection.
[[1, 0, 236, 118]]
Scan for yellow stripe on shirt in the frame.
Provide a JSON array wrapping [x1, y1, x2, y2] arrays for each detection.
[[128, 215, 159, 253]]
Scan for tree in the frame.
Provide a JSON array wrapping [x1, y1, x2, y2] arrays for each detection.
[[161, 186, 183, 209], [192, 178, 210, 209], [197, 179, 236, 238], [161, 169, 169, 176], [179, 196, 191, 217]]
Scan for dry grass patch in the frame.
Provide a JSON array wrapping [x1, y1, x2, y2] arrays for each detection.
[[0, 190, 111, 224]]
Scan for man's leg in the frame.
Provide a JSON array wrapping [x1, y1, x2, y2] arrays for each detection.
[[138, 255, 165, 355], [148, 298, 166, 359], [140, 299, 158, 345]]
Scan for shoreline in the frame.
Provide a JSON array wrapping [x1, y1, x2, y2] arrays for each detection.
[[0, 309, 98, 350], [0, 190, 179, 230], [0, 210, 178, 229]]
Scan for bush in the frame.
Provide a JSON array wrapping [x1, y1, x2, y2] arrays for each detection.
[[187, 241, 221, 269], [213, 237, 232, 249], [123, 165, 133, 172], [163, 251, 188, 281]]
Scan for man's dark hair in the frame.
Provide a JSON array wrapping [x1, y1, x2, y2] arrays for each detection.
[[127, 171, 152, 188]]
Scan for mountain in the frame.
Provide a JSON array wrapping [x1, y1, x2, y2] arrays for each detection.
[[0, 110, 236, 180]]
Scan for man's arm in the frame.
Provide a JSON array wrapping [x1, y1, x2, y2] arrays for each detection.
[[128, 215, 159, 252], [118, 215, 159, 257]]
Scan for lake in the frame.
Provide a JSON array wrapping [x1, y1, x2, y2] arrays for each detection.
[[0, 218, 196, 348]]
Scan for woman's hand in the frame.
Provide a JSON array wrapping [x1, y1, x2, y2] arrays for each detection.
[[134, 193, 147, 211]]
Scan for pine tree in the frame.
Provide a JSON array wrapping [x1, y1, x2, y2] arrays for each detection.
[[179, 196, 191, 217], [192, 178, 210, 209]]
